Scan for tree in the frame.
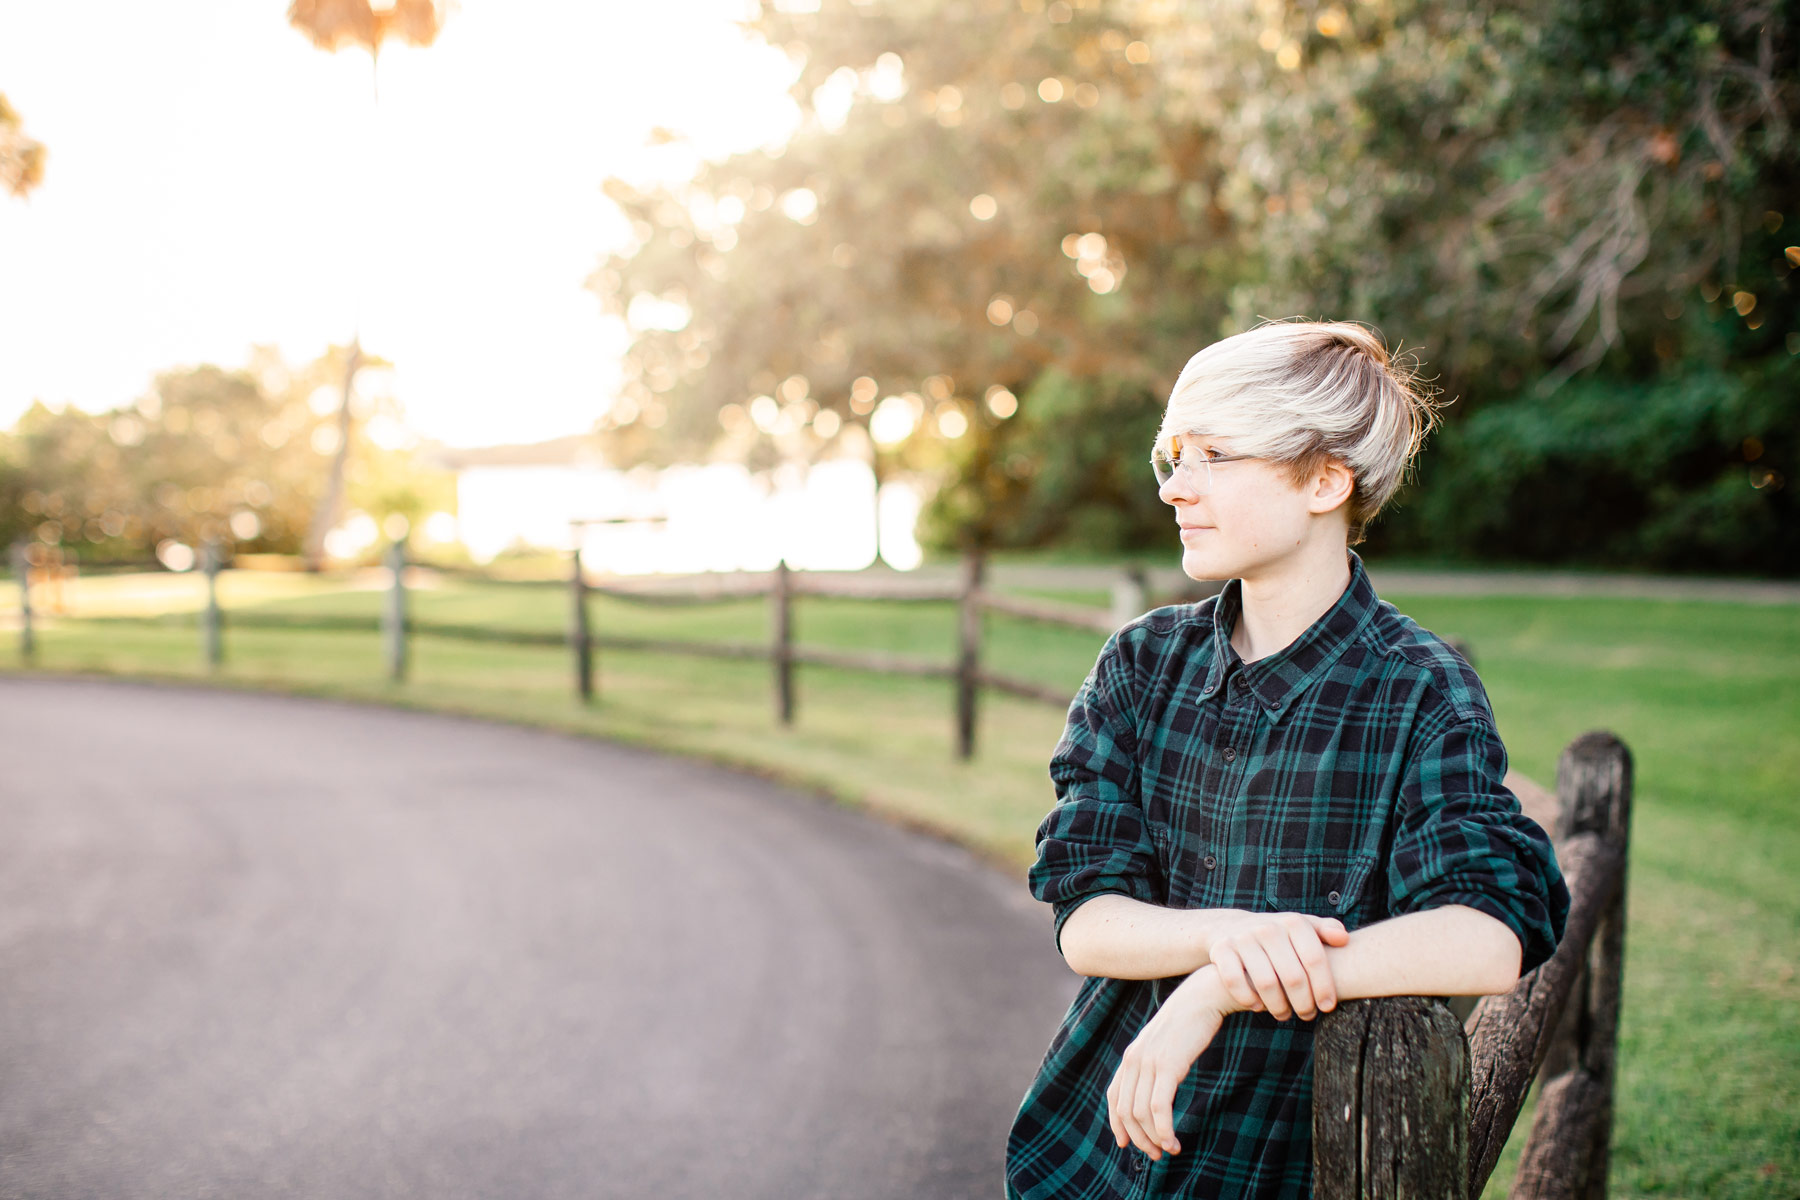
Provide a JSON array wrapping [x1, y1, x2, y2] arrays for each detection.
[[0, 346, 450, 567], [0, 91, 46, 198], [596, 0, 1797, 573], [1226, 0, 1797, 570], [286, 0, 451, 567], [593, 0, 1267, 553]]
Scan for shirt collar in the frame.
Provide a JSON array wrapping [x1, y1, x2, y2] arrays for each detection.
[[1200, 548, 1381, 724]]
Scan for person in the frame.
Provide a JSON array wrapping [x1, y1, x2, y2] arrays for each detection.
[[1003, 320, 1570, 1200]]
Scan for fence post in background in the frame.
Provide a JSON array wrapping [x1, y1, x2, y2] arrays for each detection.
[[1447, 636, 1477, 671], [772, 557, 794, 726], [383, 536, 408, 683], [955, 547, 986, 760], [1510, 732, 1633, 1200], [569, 544, 594, 702], [201, 540, 223, 671], [1110, 566, 1147, 628], [10, 542, 33, 661]]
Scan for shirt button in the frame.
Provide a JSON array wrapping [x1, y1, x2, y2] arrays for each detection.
[[1328, 890, 1343, 906], [1222, 746, 1236, 762], [1203, 854, 1218, 870]]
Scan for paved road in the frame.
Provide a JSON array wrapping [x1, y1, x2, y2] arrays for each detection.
[[0, 678, 1077, 1199]]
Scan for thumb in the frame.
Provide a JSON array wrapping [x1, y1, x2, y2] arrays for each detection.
[[1310, 915, 1351, 945]]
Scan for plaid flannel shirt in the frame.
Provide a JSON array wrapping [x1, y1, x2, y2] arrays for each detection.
[[1005, 548, 1568, 1200]]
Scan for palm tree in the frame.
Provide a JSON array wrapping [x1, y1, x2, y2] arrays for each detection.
[[287, 0, 449, 568]]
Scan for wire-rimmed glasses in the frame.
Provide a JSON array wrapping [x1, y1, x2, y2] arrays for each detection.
[[1150, 433, 1260, 494]]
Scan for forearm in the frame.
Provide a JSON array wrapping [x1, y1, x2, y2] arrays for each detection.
[[1322, 904, 1523, 1001], [1109, 904, 1526, 1161], [1058, 894, 1238, 980]]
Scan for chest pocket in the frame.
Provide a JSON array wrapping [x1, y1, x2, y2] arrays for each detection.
[[1263, 851, 1381, 922]]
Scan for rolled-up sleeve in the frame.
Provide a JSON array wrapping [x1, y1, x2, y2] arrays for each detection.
[[1385, 716, 1570, 974], [1028, 640, 1159, 954]]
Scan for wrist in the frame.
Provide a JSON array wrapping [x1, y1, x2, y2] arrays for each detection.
[[1191, 907, 1241, 966], [1179, 964, 1247, 1016]]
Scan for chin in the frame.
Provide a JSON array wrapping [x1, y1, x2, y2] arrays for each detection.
[[1180, 545, 1235, 583]]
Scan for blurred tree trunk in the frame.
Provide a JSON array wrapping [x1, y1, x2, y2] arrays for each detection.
[[303, 340, 361, 570]]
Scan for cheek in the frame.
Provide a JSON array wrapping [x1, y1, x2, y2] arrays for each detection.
[[1213, 490, 1272, 526], [1214, 487, 1305, 537]]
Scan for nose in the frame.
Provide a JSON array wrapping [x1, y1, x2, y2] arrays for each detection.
[[1159, 471, 1198, 508]]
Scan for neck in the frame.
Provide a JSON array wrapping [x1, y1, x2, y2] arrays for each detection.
[[1230, 544, 1353, 664]]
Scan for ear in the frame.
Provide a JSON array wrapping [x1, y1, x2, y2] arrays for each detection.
[[1305, 457, 1356, 517]]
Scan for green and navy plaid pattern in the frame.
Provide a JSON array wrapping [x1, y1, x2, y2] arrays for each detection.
[[1005, 549, 1568, 1200]]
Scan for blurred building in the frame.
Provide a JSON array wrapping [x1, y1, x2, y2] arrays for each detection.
[[423, 436, 920, 574]]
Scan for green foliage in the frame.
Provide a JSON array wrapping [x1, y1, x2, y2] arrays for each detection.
[[1382, 349, 1798, 571], [596, 0, 1796, 572], [0, 346, 453, 565], [592, 0, 1247, 520], [920, 366, 1169, 553]]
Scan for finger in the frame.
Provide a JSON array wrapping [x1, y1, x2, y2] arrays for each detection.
[[1309, 915, 1351, 946], [1131, 1061, 1161, 1159], [1114, 1058, 1149, 1158], [1290, 926, 1338, 1013], [1242, 944, 1292, 1020], [1149, 1065, 1182, 1155], [1106, 1065, 1129, 1149], [1259, 931, 1316, 1020], [1213, 944, 1262, 1012]]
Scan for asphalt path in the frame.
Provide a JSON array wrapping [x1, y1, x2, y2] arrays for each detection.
[[0, 678, 1078, 1199]]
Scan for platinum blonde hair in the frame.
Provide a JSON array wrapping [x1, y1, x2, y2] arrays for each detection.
[[1156, 319, 1446, 545]]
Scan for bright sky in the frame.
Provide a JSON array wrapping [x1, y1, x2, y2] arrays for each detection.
[[0, 0, 801, 447]]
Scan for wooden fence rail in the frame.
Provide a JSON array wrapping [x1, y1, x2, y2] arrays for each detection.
[[5, 544, 1464, 769], [1314, 731, 1633, 1200]]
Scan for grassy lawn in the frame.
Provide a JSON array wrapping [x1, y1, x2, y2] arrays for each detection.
[[3, 566, 1794, 1198]]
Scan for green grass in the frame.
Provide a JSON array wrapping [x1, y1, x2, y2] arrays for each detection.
[[3, 568, 1795, 1198]]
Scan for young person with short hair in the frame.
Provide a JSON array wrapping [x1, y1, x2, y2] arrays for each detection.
[[1004, 321, 1569, 1200]]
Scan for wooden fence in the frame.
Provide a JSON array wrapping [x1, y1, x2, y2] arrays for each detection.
[[6, 539, 1182, 760], [1314, 730, 1634, 1200]]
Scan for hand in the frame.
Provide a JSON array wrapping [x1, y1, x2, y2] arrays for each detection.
[[1106, 967, 1239, 1162], [1207, 910, 1350, 1021]]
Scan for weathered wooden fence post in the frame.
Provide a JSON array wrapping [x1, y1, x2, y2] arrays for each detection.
[[569, 544, 593, 702], [10, 542, 33, 660], [1314, 996, 1470, 1200], [1509, 732, 1633, 1200], [383, 536, 408, 683], [772, 557, 794, 726], [955, 547, 986, 760], [1110, 566, 1147, 628], [201, 540, 223, 670]]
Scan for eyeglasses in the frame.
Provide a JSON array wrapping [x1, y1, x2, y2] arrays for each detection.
[[1150, 433, 1261, 493]]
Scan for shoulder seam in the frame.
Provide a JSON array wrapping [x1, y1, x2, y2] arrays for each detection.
[[1356, 611, 1494, 726]]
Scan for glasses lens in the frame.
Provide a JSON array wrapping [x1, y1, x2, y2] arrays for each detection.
[[1152, 439, 1210, 492]]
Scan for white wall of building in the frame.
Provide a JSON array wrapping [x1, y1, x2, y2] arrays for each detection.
[[454, 459, 923, 573]]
